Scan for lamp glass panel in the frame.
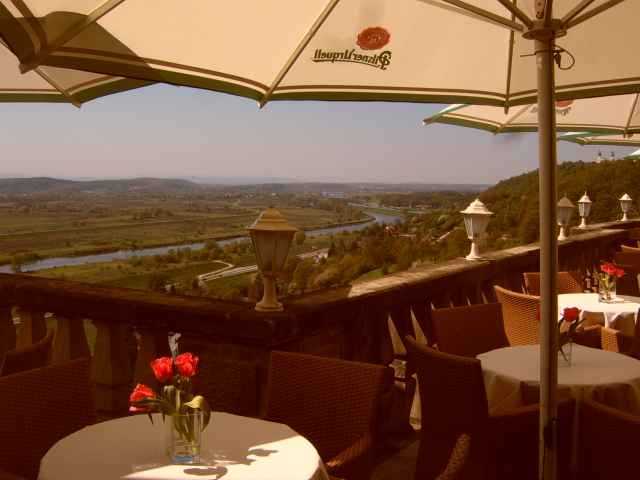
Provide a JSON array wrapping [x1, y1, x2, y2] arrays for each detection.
[[273, 233, 294, 272], [621, 200, 633, 213], [578, 202, 591, 218], [251, 231, 276, 272], [557, 206, 574, 225], [464, 215, 490, 239]]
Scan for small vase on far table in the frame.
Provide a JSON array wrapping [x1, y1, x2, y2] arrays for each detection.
[[598, 262, 624, 303], [598, 277, 617, 303]]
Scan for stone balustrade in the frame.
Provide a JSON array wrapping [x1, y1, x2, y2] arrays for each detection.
[[1, 220, 639, 429]]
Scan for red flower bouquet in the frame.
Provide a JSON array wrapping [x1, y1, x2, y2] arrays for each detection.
[[598, 262, 624, 303], [129, 351, 210, 463]]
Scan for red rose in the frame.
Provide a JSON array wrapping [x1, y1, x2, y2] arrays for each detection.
[[129, 383, 155, 413], [356, 27, 390, 50], [614, 267, 625, 278], [175, 352, 199, 377], [150, 357, 173, 383], [563, 307, 581, 323], [601, 263, 615, 276]]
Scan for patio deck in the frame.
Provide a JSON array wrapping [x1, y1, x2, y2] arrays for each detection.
[[2, 220, 640, 478]]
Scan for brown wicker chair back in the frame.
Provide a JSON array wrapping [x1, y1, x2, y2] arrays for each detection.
[[405, 337, 489, 480], [614, 251, 640, 269], [432, 303, 508, 357], [621, 244, 640, 254], [0, 329, 54, 377], [0, 358, 95, 480], [579, 398, 640, 480], [523, 271, 582, 296], [494, 286, 539, 345], [265, 351, 392, 473]]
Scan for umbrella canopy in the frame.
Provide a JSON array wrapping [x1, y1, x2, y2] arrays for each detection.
[[0, 2, 638, 108], [0, 40, 150, 106], [627, 149, 640, 160], [423, 95, 640, 135], [558, 132, 640, 147], [2, 2, 640, 477]]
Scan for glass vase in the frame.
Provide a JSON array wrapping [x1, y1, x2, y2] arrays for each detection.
[[558, 340, 572, 367], [598, 277, 617, 303], [166, 412, 203, 464]]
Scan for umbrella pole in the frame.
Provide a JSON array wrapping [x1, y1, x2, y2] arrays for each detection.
[[535, 34, 559, 480]]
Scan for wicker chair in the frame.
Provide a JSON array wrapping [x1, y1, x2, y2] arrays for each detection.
[[493, 286, 540, 346], [432, 303, 508, 357], [0, 329, 53, 377], [579, 397, 640, 479], [601, 308, 640, 357], [405, 336, 575, 480], [621, 244, 640, 254], [0, 358, 95, 480], [265, 351, 392, 480], [523, 271, 583, 296]]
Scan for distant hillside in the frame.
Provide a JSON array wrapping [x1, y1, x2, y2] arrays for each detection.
[[480, 159, 640, 244], [0, 177, 202, 195], [217, 182, 489, 194]]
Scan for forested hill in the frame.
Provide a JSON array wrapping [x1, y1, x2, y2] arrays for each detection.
[[480, 159, 640, 244]]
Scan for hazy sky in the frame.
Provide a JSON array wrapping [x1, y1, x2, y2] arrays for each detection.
[[1, 84, 635, 185]]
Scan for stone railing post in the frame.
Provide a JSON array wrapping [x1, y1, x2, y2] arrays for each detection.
[[52, 316, 90, 363], [92, 320, 135, 414], [0, 305, 16, 361], [134, 327, 170, 387], [15, 308, 46, 348]]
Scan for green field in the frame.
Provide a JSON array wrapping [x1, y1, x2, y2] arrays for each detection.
[[36, 260, 228, 291], [0, 201, 347, 265]]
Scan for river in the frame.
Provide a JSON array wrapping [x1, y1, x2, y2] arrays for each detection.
[[0, 211, 402, 273]]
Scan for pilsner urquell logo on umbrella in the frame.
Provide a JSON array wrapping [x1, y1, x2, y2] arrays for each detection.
[[312, 26, 392, 70]]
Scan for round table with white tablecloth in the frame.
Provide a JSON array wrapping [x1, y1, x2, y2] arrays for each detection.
[[558, 293, 640, 333], [478, 345, 640, 413], [38, 412, 329, 480]]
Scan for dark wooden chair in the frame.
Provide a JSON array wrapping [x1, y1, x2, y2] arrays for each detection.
[[0, 358, 95, 480], [0, 329, 53, 377], [432, 303, 508, 357], [523, 271, 583, 296], [579, 397, 640, 480], [405, 336, 575, 480], [265, 351, 392, 480]]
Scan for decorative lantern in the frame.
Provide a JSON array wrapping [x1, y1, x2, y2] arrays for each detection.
[[248, 208, 297, 312], [619, 193, 633, 222], [577, 192, 592, 229], [460, 199, 493, 261], [557, 196, 575, 241]]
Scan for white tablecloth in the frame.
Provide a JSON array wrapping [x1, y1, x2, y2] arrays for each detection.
[[558, 293, 640, 332], [38, 412, 329, 480], [478, 345, 640, 413]]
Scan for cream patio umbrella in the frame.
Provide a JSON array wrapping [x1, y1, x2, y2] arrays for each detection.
[[0, 39, 149, 106], [423, 94, 640, 135], [627, 148, 640, 161], [558, 131, 640, 147], [2, 2, 640, 477]]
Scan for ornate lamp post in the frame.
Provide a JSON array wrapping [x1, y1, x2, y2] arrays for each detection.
[[248, 208, 297, 312], [460, 199, 493, 261], [619, 193, 633, 222], [557, 196, 575, 241], [577, 192, 592, 229]]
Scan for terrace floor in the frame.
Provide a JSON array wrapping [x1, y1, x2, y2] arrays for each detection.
[[372, 439, 418, 480]]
